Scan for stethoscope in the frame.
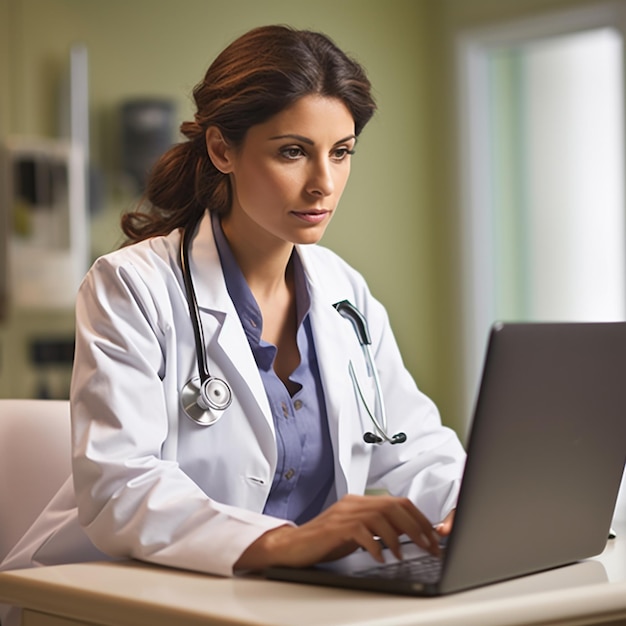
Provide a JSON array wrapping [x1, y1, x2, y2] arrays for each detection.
[[179, 217, 407, 444], [332, 300, 406, 445], [179, 218, 233, 425]]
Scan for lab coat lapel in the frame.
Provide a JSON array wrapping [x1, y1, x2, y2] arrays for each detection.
[[300, 248, 359, 499], [184, 212, 274, 436]]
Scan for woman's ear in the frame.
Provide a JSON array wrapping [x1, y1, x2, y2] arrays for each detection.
[[205, 127, 234, 173]]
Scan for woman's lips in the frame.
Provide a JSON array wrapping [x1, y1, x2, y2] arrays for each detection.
[[291, 209, 331, 224]]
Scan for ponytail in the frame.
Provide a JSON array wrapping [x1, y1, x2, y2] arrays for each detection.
[[121, 129, 230, 243]]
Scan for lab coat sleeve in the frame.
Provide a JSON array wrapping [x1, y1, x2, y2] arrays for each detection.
[[71, 254, 287, 576], [362, 292, 466, 524]]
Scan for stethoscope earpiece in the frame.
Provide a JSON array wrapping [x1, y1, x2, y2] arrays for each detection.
[[363, 432, 383, 444], [364, 431, 406, 445]]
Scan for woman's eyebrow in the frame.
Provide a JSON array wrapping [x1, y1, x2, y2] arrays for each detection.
[[334, 134, 357, 146], [268, 133, 357, 146], [269, 133, 314, 144]]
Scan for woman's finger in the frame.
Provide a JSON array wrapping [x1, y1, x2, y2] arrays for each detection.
[[235, 494, 443, 571], [319, 495, 440, 558], [435, 509, 456, 536], [370, 496, 440, 556]]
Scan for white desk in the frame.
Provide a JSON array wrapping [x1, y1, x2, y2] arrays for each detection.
[[1, 523, 625, 626]]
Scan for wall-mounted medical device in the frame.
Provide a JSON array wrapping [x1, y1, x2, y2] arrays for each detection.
[[0, 136, 88, 313]]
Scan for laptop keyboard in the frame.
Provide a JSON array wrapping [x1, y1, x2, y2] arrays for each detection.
[[353, 554, 443, 584]]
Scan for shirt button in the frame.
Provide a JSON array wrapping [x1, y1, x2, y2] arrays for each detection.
[[281, 402, 289, 417], [294, 400, 303, 410], [284, 468, 295, 480]]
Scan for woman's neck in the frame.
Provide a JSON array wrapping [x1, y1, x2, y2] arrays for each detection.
[[220, 213, 300, 384], [220, 214, 295, 301]]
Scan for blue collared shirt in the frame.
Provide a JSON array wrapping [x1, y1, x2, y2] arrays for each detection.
[[211, 214, 334, 524]]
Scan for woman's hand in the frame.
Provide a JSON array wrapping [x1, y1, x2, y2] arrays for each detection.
[[434, 509, 455, 536], [234, 494, 442, 572]]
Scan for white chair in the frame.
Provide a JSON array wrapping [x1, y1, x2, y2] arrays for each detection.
[[0, 399, 71, 562]]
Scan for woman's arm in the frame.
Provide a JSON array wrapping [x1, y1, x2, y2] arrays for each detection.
[[235, 493, 443, 571]]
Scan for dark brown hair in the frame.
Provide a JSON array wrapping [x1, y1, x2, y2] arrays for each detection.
[[121, 25, 376, 243]]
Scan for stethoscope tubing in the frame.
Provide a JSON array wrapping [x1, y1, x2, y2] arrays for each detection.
[[180, 216, 233, 419], [181, 218, 210, 384]]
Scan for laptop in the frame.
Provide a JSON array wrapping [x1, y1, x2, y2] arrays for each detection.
[[266, 322, 626, 596]]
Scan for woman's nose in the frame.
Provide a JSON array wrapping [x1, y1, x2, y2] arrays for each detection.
[[306, 158, 334, 197]]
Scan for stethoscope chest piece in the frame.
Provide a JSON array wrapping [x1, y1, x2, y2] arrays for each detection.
[[181, 376, 232, 426]]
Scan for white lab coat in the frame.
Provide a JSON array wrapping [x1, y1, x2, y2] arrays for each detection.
[[1, 211, 465, 582]]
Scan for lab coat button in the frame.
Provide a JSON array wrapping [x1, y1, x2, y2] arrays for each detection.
[[294, 399, 303, 410]]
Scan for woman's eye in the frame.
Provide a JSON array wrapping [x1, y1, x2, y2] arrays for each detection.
[[280, 146, 305, 160], [332, 147, 355, 161]]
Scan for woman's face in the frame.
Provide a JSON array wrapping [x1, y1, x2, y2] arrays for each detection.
[[220, 95, 356, 251]]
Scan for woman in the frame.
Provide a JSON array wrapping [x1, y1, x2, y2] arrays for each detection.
[[1, 24, 465, 599]]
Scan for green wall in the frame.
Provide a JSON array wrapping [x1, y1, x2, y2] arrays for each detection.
[[1, 0, 454, 425]]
